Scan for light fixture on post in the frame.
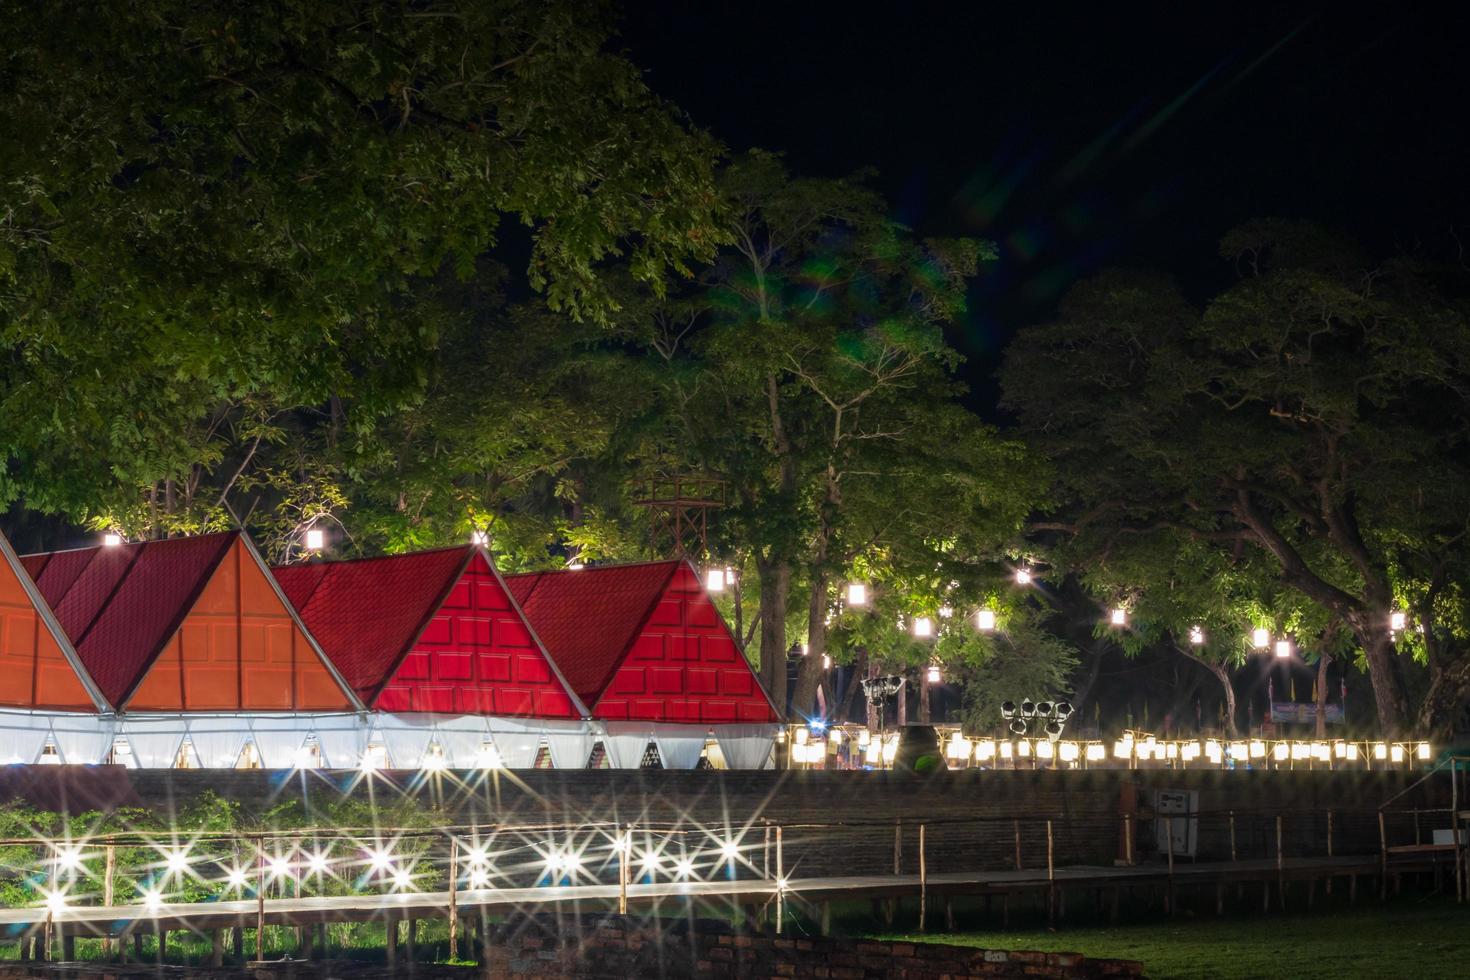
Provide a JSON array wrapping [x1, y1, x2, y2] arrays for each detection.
[[913, 616, 934, 639], [1189, 625, 1205, 645], [1274, 638, 1292, 659], [304, 527, 325, 551], [1251, 627, 1270, 649], [846, 581, 868, 607], [976, 608, 996, 632], [1110, 607, 1127, 627]]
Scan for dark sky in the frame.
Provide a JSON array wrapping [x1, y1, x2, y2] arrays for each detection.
[[620, 4, 1468, 396]]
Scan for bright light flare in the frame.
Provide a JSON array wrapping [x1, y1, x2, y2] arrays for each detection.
[[1189, 625, 1204, 645], [1251, 627, 1270, 649], [102, 533, 123, 547], [1274, 638, 1292, 658], [912, 616, 933, 638], [392, 868, 414, 891], [367, 846, 395, 873], [1015, 568, 1032, 585], [705, 568, 726, 593], [306, 850, 330, 877], [43, 889, 67, 916], [164, 848, 192, 876], [1390, 611, 1407, 632], [976, 608, 996, 632], [719, 841, 740, 862], [142, 888, 164, 912], [53, 845, 85, 873], [674, 857, 695, 879], [1110, 608, 1127, 627], [846, 582, 868, 607], [304, 528, 325, 551]]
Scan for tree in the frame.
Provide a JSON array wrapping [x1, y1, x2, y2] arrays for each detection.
[[0, 0, 724, 539], [1002, 221, 1470, 736]]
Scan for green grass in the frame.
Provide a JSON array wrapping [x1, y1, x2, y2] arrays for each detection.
[[864, 897, 1469, 979]]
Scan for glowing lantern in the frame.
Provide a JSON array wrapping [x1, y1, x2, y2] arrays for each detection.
[[1274, 639, 1292, 658], [1251, 628, 1270, 649], [1417, 742, 1431, 761], [975, 739, 997, 761], [705, 568, 726, 593], [1346, 743, 1359, 761], [304, 528, 325, 551], [1015, 568, 1033, 585], [470, 530, 489, 546], [1113, 739, 1132, 759], [999, 741, 1014, 760], [822, 654, 831, 669], [1229, 742, 1247, 760], [847, 582, 868, 607], [1249, 740, 1266, 759], [1189, 625, 1205, 645], [1110, 608, 1127, 627], [1272, 743, 1289, 762], [946, 732, 971, 761], [1059, 742, 1080, 763], [1390, 611, 1406, 632], [1373, 742, 1388, 760], [1290, 742, 1309, 761], [913, 616, 934, 638], [1017, 739, 1032, 758], [1390, 744, 1405, 763], [1086, 743, 1106, 762], [976, 608, 996, 632], [1333, 741, 1347, 759], [102, 533, 123, 547], [926, 663, 941, 684]]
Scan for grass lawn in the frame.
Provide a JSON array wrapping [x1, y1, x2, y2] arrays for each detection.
[[866, 896, 1468, 979]]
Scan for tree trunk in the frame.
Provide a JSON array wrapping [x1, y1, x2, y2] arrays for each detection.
[[837, 649, 868, 724], [1178, 646, 1238, 739], [1418, 647, 1470, 740], [790, 570, 829, 720], [865, 659, 881, 730], [918, 666, 931, 723], [757, 559, 791, 718], [1351, 624, 1409, 735], [1314, 653, 1330, 739]]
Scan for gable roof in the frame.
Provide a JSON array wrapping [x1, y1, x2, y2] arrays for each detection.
[[21, 533, 239, 707], [0, 530, 106, 711], [504, 561, 684, 708], [273, 546, 471, 705]]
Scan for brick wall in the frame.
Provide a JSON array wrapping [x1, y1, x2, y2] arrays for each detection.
[[484, 913, 1144, 979]]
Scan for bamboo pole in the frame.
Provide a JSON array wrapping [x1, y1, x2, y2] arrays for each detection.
[[255, 839, 265, 962], [103, 846, 115, 957], [1123, 813, 1132, 866], [618, 824, 630, 915], [918, 824, 927, 933], [448, 837, 458, 960], [1047, 819, 1056, 930], [775, 825, 784, 935]]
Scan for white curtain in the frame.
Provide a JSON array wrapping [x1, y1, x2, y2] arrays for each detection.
[[121, 720, 186, 768], [247, 718, 311, 769], [50, 715, 114, 765], [712, 724, 780, 770], [179, 717, 248, 768], [602, 722, 657, 768], [312, 726, 363, 769], [653, 723, 709, 770], [433, 716, 491, 768], [0, 712, 54, 764], [487, 725, 541, 769], [542, 720, 595, 769], [377, 714, 435, 769]]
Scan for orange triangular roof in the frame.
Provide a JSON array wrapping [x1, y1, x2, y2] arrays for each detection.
[[0, 530, 105, 711]]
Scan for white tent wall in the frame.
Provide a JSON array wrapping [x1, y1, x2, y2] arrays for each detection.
[[0, 711, 58, 764], [376, 713, 436, 769], [542, 719, 595, 769], [710, 724, 780, 770], [119, 718, 186, 768], [652, 723, 709, 770], [430, 715, 491, 768], [602, 721, 658, 769], [48, 714, 116, 765], [182, 717, 249, 769], [486, 717, 550, 769]]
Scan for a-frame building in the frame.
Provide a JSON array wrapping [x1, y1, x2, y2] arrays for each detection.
[[273, 546, 585, 718], [20, 532, 358, 713], [0, 530, 104, 712], [506, 560, 781, 725]]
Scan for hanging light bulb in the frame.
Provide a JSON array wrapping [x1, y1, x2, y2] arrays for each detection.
[[913, 616, 933, 638], [846, 582, 868, 607], [1110, 608, 1127, 627], [1274, 638, 1292, 658], [705, 568, 726, 593], [1251, 627, 1270, 649], [938, 605, 954, 619], [1189, 625, 1205, 645], [1015, 568, 1032, 586], [926, 663, 941, 684], [976, 608, 996, 632]]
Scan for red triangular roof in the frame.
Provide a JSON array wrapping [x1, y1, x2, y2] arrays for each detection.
[[0, 530, 104, 711], [22, 533, 358, 712], [507, 560, 781, 723], [506, 561, 680, 709], [273, 547, 584, 716]]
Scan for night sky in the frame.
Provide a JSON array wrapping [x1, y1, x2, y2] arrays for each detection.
[[622, 5, 1468, 403]]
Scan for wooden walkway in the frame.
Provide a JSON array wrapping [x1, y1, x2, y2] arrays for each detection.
[[1, 851, 1453, 940]]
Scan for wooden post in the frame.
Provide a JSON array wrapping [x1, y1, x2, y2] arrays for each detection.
[[1276, 815, 1285, 911], [1326, 810, 1335, 896], [255, 838, 265, 962], [210, 929, 224, 967], [386, 916, 398, 966], [1228, 811, 1236, 863], [1165, 815, 1175, 916], [103, 845, 116, 957], [1014, 818, 1023, 870], [1046, 819, 1056, 930], [618, 824, 629, 915], [775, 825, 784, 935], [918, 824, 927, 933], [763, 823, 770, 880], [448, 837, 459, 960], [1378, 810, 1388, 901], [894, 819, 903, 874]]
